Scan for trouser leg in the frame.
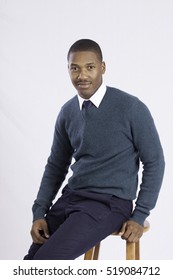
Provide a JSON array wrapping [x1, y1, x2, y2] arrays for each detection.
[[33, 209, 129, 260], [24, 187, 132, 260], [34, 193, 132, 260]]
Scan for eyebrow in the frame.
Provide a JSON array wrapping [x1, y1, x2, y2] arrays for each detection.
[[84, 63, 96, 67], [70, 62, 96, 66]]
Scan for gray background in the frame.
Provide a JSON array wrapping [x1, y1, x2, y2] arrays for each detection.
[[0, 0, 172, 259]]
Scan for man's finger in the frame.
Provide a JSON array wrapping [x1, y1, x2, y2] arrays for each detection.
[[118, 222, 127, 236]]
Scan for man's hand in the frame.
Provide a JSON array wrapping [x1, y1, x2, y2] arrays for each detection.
[[31, 219, 50, 244], [119, 220, 143, 243]]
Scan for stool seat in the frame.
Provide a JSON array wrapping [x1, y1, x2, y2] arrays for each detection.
[[84, 220, 150, 260]]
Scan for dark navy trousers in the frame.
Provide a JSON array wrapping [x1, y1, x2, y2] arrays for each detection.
[[24, 185, 132, 260]]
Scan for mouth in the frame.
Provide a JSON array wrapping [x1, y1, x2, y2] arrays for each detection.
[[77, 81, 92, 89]]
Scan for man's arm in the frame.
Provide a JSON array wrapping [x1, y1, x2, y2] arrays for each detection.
[[32, 109, 74, 226], [120, 100, 165, 241], [30, 110, 73, 243]]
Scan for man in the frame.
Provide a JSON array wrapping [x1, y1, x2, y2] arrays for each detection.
[[24, 39, 165, 260]]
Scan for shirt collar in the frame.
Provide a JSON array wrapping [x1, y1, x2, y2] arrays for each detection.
[[77, 83, 107, 110]]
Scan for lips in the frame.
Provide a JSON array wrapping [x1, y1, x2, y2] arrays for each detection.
[[77, 81, 92, 88]]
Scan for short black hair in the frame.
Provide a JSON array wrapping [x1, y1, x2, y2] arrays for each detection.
[[67, 39, 103, 62]]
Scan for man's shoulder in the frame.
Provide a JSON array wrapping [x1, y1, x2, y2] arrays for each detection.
[[105, 86, 141, 110], [61, 95, 78, 112], [106, 86, 151, 117], [106, 86, 138, 101]]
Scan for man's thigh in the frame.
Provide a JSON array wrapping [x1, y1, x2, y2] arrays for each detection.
[[33, 196, 132, 260]]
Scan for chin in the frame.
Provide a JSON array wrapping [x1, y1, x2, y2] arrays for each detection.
[[79, 92, 93, 99], [78, 88, 95, 98]]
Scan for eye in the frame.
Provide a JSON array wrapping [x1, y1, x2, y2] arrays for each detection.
[[87, 65, 95, 70], [70, 66, 79, 72]]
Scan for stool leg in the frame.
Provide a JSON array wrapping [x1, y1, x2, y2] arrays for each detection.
[[135, 240, 140, 260], [126, 241, 135, 260], [93, 243, 100, 260], [84, 247, 95, 260]]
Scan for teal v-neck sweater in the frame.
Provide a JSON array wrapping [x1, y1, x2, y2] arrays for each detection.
[[33, 86, 165, 225]]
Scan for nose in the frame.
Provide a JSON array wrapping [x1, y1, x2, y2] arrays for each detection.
[[77, 68, 88, 80]]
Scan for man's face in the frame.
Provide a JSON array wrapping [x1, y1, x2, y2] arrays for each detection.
[[68, 51, 106, 99]]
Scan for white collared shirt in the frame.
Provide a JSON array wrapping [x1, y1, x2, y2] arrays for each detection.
[[77, 83, 107, 110]]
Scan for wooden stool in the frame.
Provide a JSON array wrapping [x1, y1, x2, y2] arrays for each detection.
[[84, 220, 150, 260]]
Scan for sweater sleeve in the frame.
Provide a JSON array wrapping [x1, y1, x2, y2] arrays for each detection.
[[129, 99, 165, 225], [32, 108, 74, 221]]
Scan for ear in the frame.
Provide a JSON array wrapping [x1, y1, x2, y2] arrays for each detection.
[[67, 64, 71, 74], [101, 61, 106, 74]]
